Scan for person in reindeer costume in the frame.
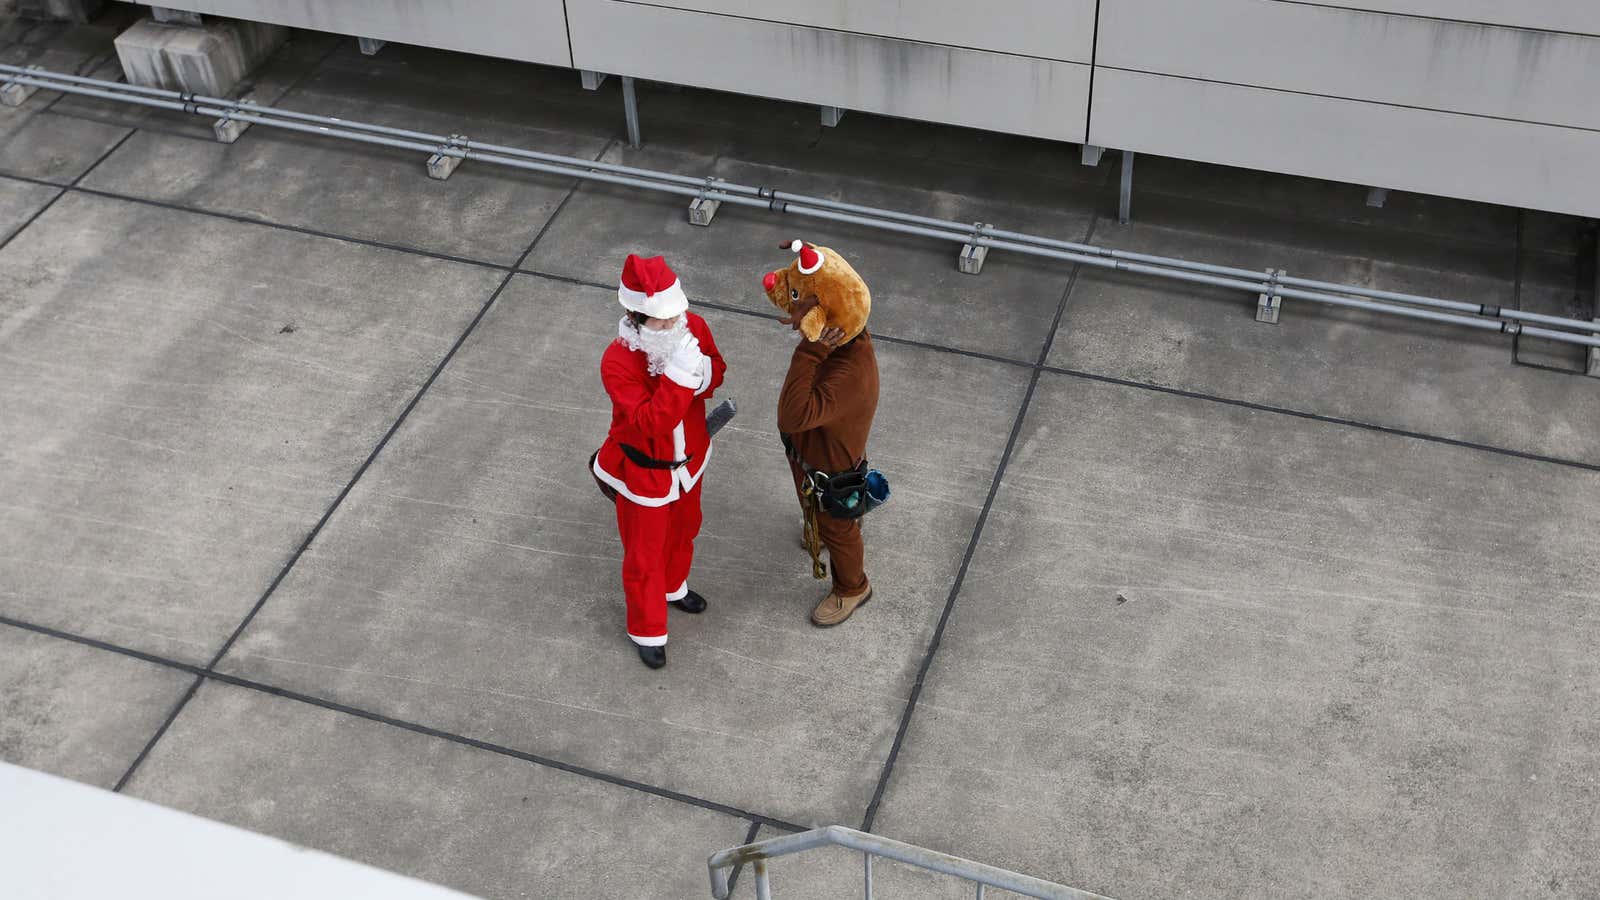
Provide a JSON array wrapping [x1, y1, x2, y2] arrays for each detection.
[[762, 239, 883, 627], [592, 253, 727, 668]]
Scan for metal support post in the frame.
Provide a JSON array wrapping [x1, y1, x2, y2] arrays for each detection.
[[1118, 150, 1135, 224], [580, 70, 608, 91], [621, 76, 642, 148], [688, 177, 724, 226], [821, 105, 845, 128], [865, 852, 875, 899], [150, 6, 201, 24], [753, 860, 772, 900], [427, 134, 467, 180], [1256, 268, 1286, 324], [0, 65, 42, 107], [959, 223, 992, 275], [1590, 230, 1600, 377], [1366, 187, 1389, 208], [1080, 144, 1103, 167], [211, 93, 254, 143], [358, 36, 386, 56]]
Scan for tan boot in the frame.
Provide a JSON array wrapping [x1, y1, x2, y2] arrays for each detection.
[[811, 585, 872, 627]]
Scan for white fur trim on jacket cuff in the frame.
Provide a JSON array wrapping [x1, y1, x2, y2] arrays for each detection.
[[666, 582, 689, 602], [629, 632, 668, 647]]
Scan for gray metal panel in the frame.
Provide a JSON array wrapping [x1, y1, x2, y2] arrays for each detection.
[[1089, 67, 1600, 218], [1097, 0, 1600, 129], [131, 0, 572, 67], [1298, 1, 1600, 35], [638, 0, 1097, 62], [567, 0, 1090, 143]]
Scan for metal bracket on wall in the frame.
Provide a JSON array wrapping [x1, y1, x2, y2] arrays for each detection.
[[358, 37, 386, 57], [0, 65, 42, 107], [1366, 187, 1389, 208], [427, 134, 468, 180], [1119, 150, 1135, 224], [688, 176, 724, 226], [1256, 268, 1286, 324], [580, 70, 609, 91], [211, 94, 255, 143], [1081, 144, 1103, 167], [820, 105, 844, 128], [959, 223, 992, 275], [151, 7, 202, 25]]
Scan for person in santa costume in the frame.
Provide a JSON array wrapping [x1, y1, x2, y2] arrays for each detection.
[[592, 254, 727, 669]]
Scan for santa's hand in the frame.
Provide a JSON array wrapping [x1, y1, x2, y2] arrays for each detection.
[[666, 332, 707, 386]]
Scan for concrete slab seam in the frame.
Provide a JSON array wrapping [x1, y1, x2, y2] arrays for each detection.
[[860, 215, 1100, 832], [722, 820, 764, 895], [3, 169, 1589, 472], [0, 616, 807, 832], [0, 126, 132, 252], [109, 137, 619, 795], [1041, 365, 1600, 474]]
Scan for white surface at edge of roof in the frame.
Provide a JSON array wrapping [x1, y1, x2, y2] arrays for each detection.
[[0, 762, 482, 900]]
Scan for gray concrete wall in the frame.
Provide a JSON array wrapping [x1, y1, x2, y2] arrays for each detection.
[[128, 1, 1600, 215], [565, 0, 1092, 144], [132, 0, 571, 67], [1089, 0, 1600, 217]]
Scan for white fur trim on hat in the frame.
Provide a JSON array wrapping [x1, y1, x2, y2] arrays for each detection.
[[618, 277, 689, 319]]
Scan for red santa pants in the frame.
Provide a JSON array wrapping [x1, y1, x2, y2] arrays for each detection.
[[614, 480, 702, 646]]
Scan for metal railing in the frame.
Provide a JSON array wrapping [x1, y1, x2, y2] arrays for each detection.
[[4, 62, 1598, 352], [707, 825, 1114, 899]]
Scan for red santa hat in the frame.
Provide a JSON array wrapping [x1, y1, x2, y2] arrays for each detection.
[[618, 253, 688, 319], [788, 239, 824, 275]]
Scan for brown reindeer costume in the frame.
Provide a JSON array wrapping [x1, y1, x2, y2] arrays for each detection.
[[761, 240, 880, 626]]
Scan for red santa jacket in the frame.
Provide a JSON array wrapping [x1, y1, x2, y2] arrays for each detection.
[[592, 313, 727, 506]]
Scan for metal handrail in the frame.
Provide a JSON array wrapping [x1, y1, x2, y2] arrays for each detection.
[[5, 63, 1598, 350], [707, 825, 1114, 900]]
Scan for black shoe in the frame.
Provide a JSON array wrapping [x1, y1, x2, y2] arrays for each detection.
[[636, 644, 666, 669], [669, 589, 707, 614]]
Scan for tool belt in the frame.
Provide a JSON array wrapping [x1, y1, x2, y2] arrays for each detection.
[[781, 435, 890, 522]]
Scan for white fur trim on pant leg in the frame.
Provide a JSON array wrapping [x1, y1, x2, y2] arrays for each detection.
[[666, 581, 688, 602], [629, 632, 667, 647]]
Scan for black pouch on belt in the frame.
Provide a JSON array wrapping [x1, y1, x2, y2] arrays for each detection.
[[783, 435, 891, 521]]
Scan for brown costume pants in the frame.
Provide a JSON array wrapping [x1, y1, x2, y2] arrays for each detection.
[[789, 460, 869, 595]]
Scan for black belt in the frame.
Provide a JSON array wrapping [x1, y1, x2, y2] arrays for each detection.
[[621, 443, 693, 470]]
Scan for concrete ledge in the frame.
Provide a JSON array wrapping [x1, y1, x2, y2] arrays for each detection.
[[115, 17, 287, 97]]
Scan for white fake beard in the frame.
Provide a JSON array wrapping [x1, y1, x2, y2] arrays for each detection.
[[618, 314, 689, 376]]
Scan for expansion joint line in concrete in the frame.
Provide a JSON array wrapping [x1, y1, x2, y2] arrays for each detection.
[[0, 612, 803, 833], [108, 138, 619, 796], [859, 216, 1100, 833]]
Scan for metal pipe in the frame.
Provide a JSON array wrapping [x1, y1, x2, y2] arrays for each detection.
[[10, 65, 1600, 348], [864, 852, 874, 899], [707, 826, 1111, 900], [753, 860, 772, 900]]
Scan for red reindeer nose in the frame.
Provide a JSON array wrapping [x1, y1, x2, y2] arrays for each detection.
[[762, 271, 777, 292]]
